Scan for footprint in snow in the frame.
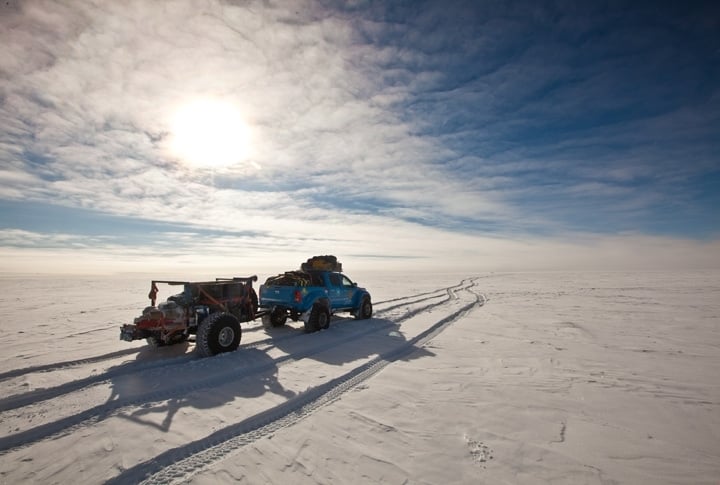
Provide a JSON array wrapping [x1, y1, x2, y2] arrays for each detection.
[[464, 434, 493, 466]]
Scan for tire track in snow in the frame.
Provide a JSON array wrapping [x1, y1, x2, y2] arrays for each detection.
[[110, 285, 486, 485], [373, 278, 469, 306], [0, 348, 142, 382], [376, 279, 473, 323], [0, 352, 199, 413], [0, 280, 475, 453], [373, 280, 467, 312]]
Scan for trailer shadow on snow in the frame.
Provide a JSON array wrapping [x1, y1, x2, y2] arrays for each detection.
[[104, 316, 433, 435]]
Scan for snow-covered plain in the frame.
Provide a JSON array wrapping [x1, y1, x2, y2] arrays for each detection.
[[0, 270, 718, 484]]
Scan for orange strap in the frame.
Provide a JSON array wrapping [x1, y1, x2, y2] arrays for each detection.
[[198, 287, 228, 312]]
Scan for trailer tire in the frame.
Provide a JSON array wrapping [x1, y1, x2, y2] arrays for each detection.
[[196, 312, 241, 357], [147, 333, 187, 347], [262, 307, 287, 328], [306, 301, 330, 333], [355, 295, 373, 320], [168, 333, 189, 345], [250, 288, 259, 315], [146, 335, 166, 348]]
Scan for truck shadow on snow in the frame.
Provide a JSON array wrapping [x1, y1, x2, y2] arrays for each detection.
[[106, 316, 432, 434], [261, 315, 435, 366]]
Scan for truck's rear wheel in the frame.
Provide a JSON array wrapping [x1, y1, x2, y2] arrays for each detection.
[[306, 302, 330, 333], [262, 306, 287, 328], [196, 312, 241, 357]]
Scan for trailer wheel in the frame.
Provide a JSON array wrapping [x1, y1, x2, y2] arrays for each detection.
[[355, 295, 373, 320], [262, 307, 287, 328], [306, 301, 330, 333], [168, 333, 189, 345], [147, 333, 187, 347], [146, 335, 166, 348], [249, 288, 259, 315], [196, 312, 241, 357]]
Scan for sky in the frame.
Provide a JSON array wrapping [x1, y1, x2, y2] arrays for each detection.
[[1, 0, 719, 275]]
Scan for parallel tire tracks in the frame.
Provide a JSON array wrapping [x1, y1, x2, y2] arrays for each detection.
[[114, 284, 486, 485]]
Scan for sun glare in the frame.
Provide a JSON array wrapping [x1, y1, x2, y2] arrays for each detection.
[[169, 99, 252, 169]]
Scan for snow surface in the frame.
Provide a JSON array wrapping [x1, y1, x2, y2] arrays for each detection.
[[0, 271, 718, 484]]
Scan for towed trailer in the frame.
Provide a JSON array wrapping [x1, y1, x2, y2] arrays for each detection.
[[120, 276, 268, 357]]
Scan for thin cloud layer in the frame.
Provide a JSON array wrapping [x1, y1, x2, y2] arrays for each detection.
[[1, 0, 718, 272]]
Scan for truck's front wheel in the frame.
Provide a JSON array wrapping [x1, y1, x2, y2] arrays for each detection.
[[355, 295, 373, 320], [196, 313, 241, 357]]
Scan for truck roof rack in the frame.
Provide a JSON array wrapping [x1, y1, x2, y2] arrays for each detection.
[[300, 255, 342, 272]]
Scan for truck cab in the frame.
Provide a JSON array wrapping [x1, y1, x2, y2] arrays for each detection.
[[326, 272, 358, 307]]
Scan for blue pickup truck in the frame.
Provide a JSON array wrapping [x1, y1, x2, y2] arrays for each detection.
[[258, 268, 373, 332]]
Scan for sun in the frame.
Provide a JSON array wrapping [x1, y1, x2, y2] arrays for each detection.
[[169, 98, 252, 169]]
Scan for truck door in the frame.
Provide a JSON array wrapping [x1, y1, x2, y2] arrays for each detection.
[[340, 275, 356, 307], [327, 273, 346, 307]]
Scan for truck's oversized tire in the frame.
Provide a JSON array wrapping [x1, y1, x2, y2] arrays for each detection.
[[305, 301, 330, 333], [262, 307, 287, 329], [355, 295, 373, 320], [196, 312, 241, 357]]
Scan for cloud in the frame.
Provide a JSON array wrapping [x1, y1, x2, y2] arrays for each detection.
[[2, 0, 512, 230], [0, 0, 718, 273]]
